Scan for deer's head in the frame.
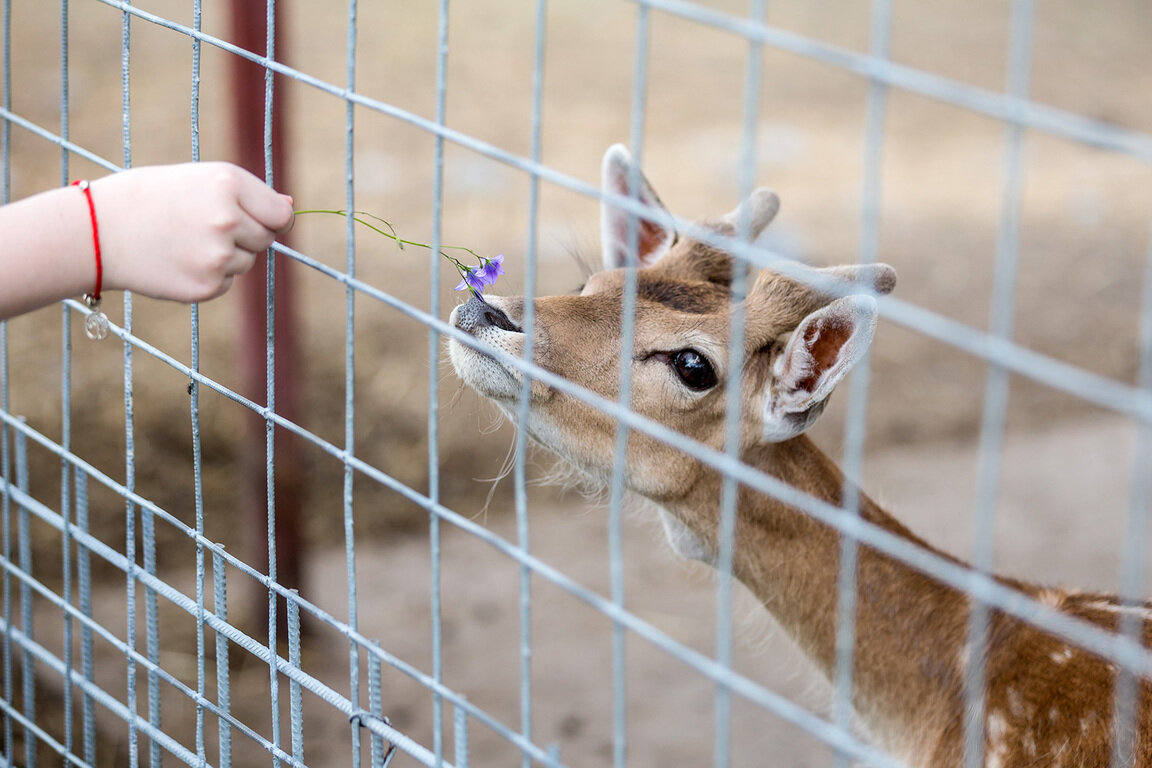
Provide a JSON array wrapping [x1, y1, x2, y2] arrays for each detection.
[[449, 145, 895, 506]]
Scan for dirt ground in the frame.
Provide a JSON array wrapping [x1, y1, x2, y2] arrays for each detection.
[[4, 0, 1152, 765]]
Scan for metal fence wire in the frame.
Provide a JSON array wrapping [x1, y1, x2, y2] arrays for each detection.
[[2, 0, 1152, 766]]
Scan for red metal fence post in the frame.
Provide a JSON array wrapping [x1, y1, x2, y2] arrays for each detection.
[[229, 0, 304, 634]]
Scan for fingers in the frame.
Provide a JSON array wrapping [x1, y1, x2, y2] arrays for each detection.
[[277, 194, 295, 233], [190, 165, 292, 270], [221, 166, 294, 261], [232, 167, 295, 234], [230, 215, 282, 255]]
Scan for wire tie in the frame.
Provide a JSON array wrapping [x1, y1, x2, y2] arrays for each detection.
[[349, 709, 398, 763]]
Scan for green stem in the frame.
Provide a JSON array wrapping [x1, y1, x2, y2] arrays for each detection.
[[294, 208, 491, 300], [296, 209, 483, 264]]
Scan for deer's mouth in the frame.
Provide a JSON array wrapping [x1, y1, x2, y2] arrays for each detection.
[[448, 295, 526, 401]]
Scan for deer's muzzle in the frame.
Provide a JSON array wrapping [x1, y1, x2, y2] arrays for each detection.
[[451, 295, 521, 336]]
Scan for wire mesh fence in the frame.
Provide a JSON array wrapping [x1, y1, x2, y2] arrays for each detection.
[[1, 1, 1151, 766]]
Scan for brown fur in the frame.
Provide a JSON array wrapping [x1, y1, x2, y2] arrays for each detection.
[[448, 163, 1152, 766]]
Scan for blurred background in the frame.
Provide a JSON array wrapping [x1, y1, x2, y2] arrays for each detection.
[[3, 0, 1152, 765]]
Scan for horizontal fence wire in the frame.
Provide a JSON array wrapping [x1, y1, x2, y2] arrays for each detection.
[[1, 1, 1151, 767]]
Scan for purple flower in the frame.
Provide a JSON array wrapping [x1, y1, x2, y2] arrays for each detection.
[[455, 254, 505, 294], [478, 254, 505, 282], [455, 268, 488, 293]]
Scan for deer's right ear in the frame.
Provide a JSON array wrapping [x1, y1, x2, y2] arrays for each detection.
[[762, 295, 878, 442], [601, 144, 676, 270]]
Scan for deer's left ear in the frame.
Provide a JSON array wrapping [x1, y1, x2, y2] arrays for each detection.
[[762, 295, 878, 442], [601, 144, 676, 270]]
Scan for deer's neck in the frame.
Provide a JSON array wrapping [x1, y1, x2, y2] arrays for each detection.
[[663, 435, 968, 757]]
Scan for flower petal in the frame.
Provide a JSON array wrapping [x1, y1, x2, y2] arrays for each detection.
[[455, 265, 486, 292], [477, 255, 505, 286]]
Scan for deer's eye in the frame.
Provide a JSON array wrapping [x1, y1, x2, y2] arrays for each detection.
[[671, 349, 717, 391]]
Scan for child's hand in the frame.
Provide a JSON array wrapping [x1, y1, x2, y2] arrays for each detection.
[[93, 162, 294, 303]]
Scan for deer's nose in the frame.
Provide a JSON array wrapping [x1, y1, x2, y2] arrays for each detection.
[[452, 295, 521, 335]]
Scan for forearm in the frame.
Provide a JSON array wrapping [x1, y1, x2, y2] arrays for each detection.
[[0, 163, 293, 323], [0, 184, 98, 320]]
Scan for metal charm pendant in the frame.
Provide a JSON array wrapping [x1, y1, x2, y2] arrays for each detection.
[[83, 294, 109, 341]]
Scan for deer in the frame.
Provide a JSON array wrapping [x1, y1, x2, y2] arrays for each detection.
[[448, 144, 1152, 767]]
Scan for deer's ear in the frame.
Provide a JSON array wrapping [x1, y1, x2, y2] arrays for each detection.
[[762, 296, 878, 442], [601, 144, 676, 270]]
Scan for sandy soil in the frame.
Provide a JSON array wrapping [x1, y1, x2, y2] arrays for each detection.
[[4, 0, 1152, 765]]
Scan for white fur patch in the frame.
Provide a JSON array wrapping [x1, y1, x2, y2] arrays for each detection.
[[1081, 599, 1152, 621], [986, 710, 1009, 768], [655, 508, 715, 565]]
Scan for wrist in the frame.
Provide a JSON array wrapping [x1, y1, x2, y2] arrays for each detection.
[[0, 184, 103, 319], [70, 180, 111, 339], [72, 180, 103, 303]]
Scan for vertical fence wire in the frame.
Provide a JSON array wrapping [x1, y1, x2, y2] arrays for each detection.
[[0, 342, 7, 768], [0, 1, 9, 761], [366, 643, 383, 767], [428, 0, 449, 764], [57, 1, 77, 763], [831, 1, 892, 763], [1110, 207, 1152, 767], [212, 548, 232, 767], [512, 0, 549, 764], [0, 0, 6, 210], [261, 3, 283, 765], [288, 591, 303, 763], [962, 3, 1033, 766], [14, 433, 38, 765], [117, 3, 142, 765], [453, 699, 468, 768], [602, 5, 654, 767], [340, 1, 362, 765], [188, 0, 209, 764], [142, 296, 163, 768], [74, 471, 96, 765], [713, 3, 766, 765], [16, 422, 33, 768]]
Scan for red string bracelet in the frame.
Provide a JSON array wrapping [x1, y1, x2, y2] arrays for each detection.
[[72, 179, 110, 340], [72, 179, 102, 302]]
